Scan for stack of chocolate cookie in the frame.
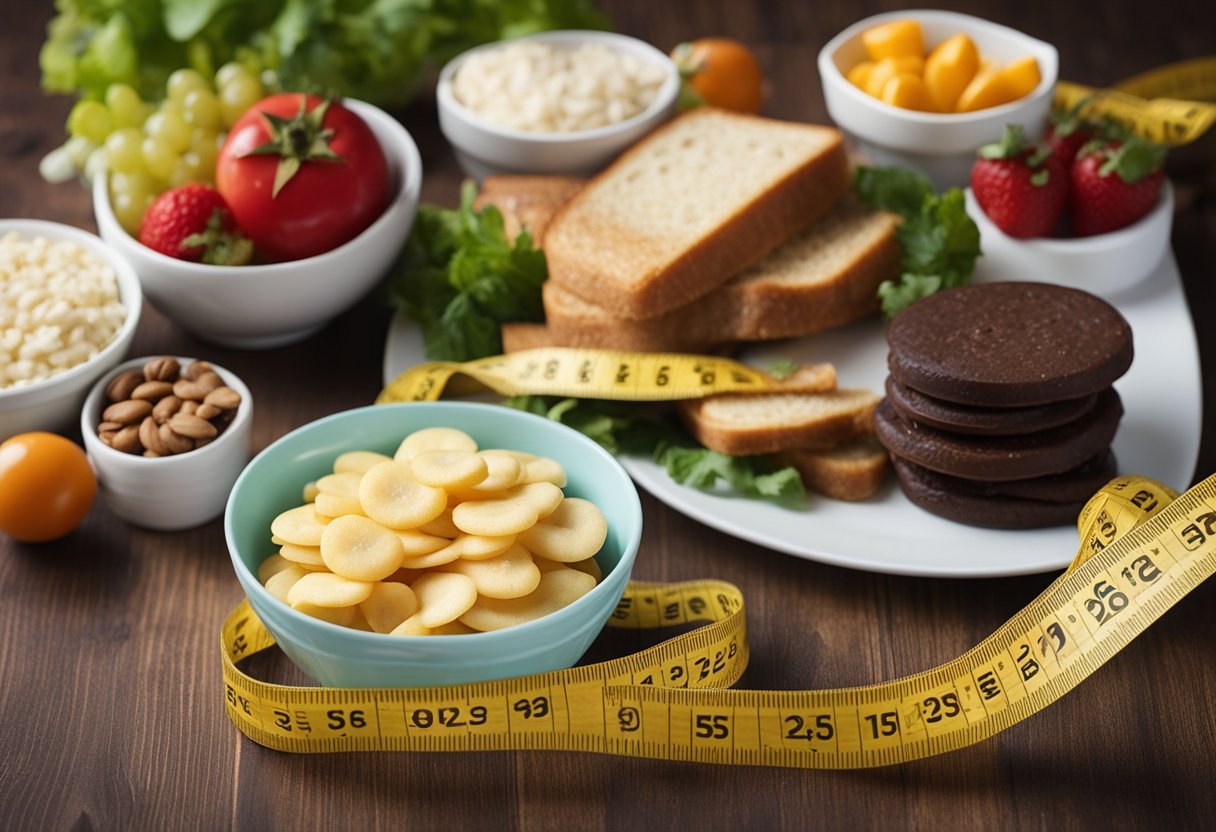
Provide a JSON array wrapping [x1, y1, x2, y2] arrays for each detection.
[[874, 282, 1133, 529]]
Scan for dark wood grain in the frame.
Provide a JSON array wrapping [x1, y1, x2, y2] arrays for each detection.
[[3, 1, 1215, 830]]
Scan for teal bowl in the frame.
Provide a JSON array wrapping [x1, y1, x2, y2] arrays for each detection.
[[224, 401, 643, 688]]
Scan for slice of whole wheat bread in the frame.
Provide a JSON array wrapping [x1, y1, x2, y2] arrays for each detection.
[[543, 108, 850, 320], [679, 389, 881, 456], [541, 195, 900, 351], [776, 437, 890, 501]]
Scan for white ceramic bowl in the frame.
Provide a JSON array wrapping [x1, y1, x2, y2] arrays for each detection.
[[93, 100, 421, 349], [819, 10, 1059, 190], [967, 181, 1174, 296], [80, 356, 253, 530], [0, 219, 142, 441], [437, 30, 681, 180]]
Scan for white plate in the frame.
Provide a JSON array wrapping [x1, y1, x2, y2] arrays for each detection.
[[383, 253, 1202, 578]]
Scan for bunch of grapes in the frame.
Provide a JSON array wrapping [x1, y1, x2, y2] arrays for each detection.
[[43, 63, 267, 234]]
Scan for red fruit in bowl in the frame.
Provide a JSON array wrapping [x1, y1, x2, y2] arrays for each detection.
[[138, 183, 253, 265], [1045, 120, 1092, 164], [970, 125, 1068, 239], [1069, 139, 1166, 236], [216, 94, 390, 263]]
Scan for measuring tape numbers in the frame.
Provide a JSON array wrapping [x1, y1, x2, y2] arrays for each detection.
[[377, 347, 782, 403], [223, 472, 1215, 767]]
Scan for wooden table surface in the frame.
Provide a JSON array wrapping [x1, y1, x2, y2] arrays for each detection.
[[3, 1, 1215, 829]]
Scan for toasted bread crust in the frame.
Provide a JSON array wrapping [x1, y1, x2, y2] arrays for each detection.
[[543, 109, 850, 320], [540, 200, 898, 351], [679, 389, 880, 456], [776, 437, 890, 501]]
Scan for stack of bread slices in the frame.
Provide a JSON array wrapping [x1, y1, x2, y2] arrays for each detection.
[[479, 108, 907, 501]]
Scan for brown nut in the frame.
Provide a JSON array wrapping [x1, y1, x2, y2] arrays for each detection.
[[168, 413, 219, 440], [195, 403, 222, 420], [139, 416, 168, 455], [131, 380, 174, 401], [144, 357, 181, 382], [180, 400, 199, 416], [183, 360, 213, 381], [203, 386, 241, 410], [110, 425, 142, 455], [105, 369, 145, 403], [194, 371, 223, 394], [152, 395, 183, 424], [173, 379, 208, 401], [159, 423, 195, 455], [97, 420, 124, 434], [103, 399, 153, 425], [144, 450, 161, 458]]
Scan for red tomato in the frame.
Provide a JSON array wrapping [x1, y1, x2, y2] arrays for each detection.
[[0, 432, 96, 542], [216, 94, 390, 262]]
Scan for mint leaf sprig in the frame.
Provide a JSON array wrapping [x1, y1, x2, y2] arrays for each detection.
[[390, 181, 547, 362], [854, 166, 982, 317]]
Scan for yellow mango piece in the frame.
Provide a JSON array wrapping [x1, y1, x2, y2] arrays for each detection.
[[847, 60, 876, 90], [955, 68, 1015, 112], [880, 73, 934, 111], [864, 56, 924, 98], [924, 33, 979, 112], [861, 19, 924, 62], [998, 55, 1041, 100]]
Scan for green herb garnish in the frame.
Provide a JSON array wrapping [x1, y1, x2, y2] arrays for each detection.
[[854, 166, 982, 317], [391, 181, 547, 362], [506, 396, 806, 504]]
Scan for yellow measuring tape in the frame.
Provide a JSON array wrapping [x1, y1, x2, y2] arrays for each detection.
[[1055, 56, 1216, 146], [376, 347, 781, 403], [224, 463, 1214, 765]]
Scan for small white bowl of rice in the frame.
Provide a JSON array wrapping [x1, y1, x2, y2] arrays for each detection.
[[437, 30, 680, 179], [0, 219, 141, 440]]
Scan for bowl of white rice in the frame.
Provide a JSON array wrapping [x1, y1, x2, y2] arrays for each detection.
[[0, 219, 141, 440], [436, 30, 680, 179]]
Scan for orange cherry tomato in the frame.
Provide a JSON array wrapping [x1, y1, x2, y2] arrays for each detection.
[[672, 37, 766, 114], [0, 432, 96, 542]]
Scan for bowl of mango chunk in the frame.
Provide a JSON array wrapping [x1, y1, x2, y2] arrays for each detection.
[[818, 9, 1058, 188]]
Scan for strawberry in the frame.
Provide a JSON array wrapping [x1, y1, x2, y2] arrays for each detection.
[[138, 183, 253, 265], [1069, 138, 1166, 236], [970, 124, 1068, 239]]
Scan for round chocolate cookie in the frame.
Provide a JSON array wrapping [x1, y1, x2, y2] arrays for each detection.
[[873, 388, 1124, 481], [887, 282, 1133, 407], [884, 376, 1098, 436], [889, 453, 1117, 530]]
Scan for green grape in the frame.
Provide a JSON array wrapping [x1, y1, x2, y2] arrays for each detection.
[[64, 135, 96, 168], [109, 171, 158, 235], [189, 128, 220, 175], [167, 68, 210, 104], [144, 104, 192, 153], [67, 100, 113, 144], [141, 136, 178, 182], [220, 74, 264, 127], [104, 127, 145, 174], [105, 84, 149, 129], [182, 89, 223, 131], [215, 61, 254, 90], [181, 151, 214, 185]]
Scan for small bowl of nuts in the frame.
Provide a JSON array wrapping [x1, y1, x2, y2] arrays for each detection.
[[80, 355, 252, 530], [436, 30, 681, 179]]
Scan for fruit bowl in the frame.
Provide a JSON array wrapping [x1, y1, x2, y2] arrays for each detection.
[[818, 9, 1058, 189], [93, 99, 421, 350], [965, 181, 1173, 296]]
